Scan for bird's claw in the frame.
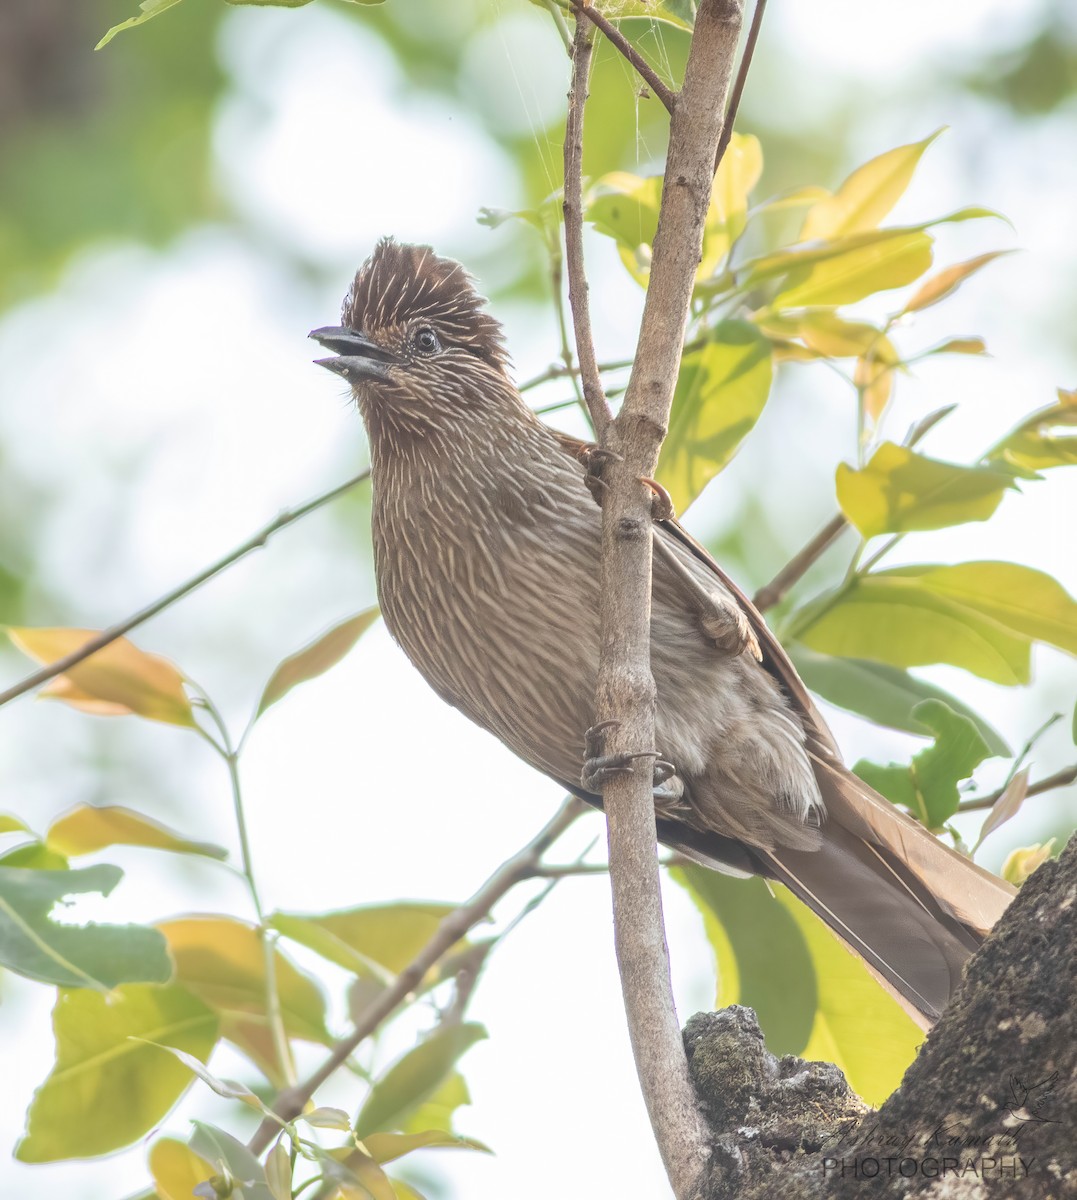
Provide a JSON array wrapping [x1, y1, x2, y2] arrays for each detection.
[[574, 445, 676, 521], [582, 723, 681, 798]]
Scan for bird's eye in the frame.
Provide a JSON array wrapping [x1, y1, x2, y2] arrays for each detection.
[[413, 327, 441, 356]]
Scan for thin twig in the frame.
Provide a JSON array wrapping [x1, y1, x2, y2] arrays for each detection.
[[563, 15, 613, 439], [0, 469, 371, 710], [586, 3, 745, 1196], [752, 513, 849, 613], [247, 796, 586, 1155], [958, 765, 1077, 813], [541, 0, 574, 54], [714, 0, 768, 172], [570, 1, 675, 115]]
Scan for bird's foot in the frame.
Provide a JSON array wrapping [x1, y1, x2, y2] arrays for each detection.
[[574, 444, 676, 521], [582, 721, 681, 801], [699, 592, 763, 661]]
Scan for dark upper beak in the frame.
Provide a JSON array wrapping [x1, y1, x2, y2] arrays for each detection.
[[308, 326, 399, 382]]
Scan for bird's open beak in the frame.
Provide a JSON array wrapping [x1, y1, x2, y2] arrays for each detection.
[[309, 326, 399, 382]]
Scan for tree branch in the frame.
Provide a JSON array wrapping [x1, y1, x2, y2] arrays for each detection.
[[752, 513, 849, 613], [958, 764, 1077, 813], [569, 1, 675, 115], [713, 0, 768, 171], [247, 795, 585, 1155], [563, 14, 613, 440], [585, 2, 745, 1196], [0, 468, 371, 710]]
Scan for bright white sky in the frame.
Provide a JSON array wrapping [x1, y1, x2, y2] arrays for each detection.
[[0, 1, 1075, 1197]]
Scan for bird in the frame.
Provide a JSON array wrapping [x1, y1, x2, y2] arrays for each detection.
[[1008, 1072, 1057, 1123], [310, 237, 1014, 1029]]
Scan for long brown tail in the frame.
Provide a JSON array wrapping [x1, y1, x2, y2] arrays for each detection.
[[657, 759, 1015, 1028]]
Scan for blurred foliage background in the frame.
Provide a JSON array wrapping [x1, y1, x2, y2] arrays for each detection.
[[1, 1, 1075, 1197]]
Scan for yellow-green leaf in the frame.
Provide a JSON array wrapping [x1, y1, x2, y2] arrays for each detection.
[[916, 335, 989, 358], [772, 229, 934, 309], [701, 133, 763, 274], [255, 608, 380, 719], [0, 864, 172, 989], [17, 983, 218, 1161], [355, 1023, 487, 1139], [889, 562, 1077, 655], [657, 322, 773, 512], [1001, 840, 1056, 886], [854, 351, 895, 422], [835, 443, 1020, 537], [791, 575, 1031, 685], [988, 387, 1077, 472], [586, 171, 661, 284], [189, 1121, 272, 1197], [0, 813, 30, 835], [902, 250, 1013, 314], [271, 901, 463, 982], [149, 1137, 218, 1200], [96, 0, 184, 49], [46, 803, 227, 861], [159, 916, 330, 1053], [361, 1129, 489, 1164], [800, 131, 942, 242], [675, 867, 919, 1104], [6, 627, 195, 727], [400, 1070, 473, 1136], [265, 1141, 293, 1200], [772, 311, 897, 361]]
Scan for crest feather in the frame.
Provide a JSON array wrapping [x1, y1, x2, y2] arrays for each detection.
[[344, 239, 507, 368]]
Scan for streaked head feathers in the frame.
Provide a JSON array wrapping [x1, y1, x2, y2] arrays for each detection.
[[344, 239, 507, 369]]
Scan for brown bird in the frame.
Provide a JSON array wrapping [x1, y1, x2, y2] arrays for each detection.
[[311, 238, 1013, 1028]]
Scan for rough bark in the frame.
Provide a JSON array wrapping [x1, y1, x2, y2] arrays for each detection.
[[685, 833, 1076, 1199]]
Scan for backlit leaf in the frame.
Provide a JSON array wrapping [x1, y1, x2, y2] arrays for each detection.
[[800, 131, 942, 242], [767, 311, 896, 361], [355, 1023, 487, 1139], [854, 352, 894, 422], [787, 646, 1011, 755], [189, 1122, 272, 1200], [301, 1106, 353, 1130], [16, 983, 218, 1162], [854, 700, 994, 828], [46, 804, 227, 861], [976, 767, 1031, 849], [265, 1142, 293, 1200], [791, 575, 1032, 684], [916, 336, 989, 358], [0, 842, 68, 870], [0, 864, 172, 989], [400, 1071, 473, 1136], [988, 387, 1077, 472], [675, 867, 919, 1104], [701, 133, 763, 273], [159, 917, 330, 1057], [0, 813, 30, 835], [271, 901, 463, 983], [901, 250, 1013, 314], [255, 608, 380, 718], [656, 322, 773, 512], [6, 627, 195, 727], [771, 229, 934, 309], [888, 562, 1077, 655], [835, 443, 1020, 537], [149, 1137, 218, 1200], [1001, 840, 1056, 886], [600, 0, 696, 29], [97, 0, 185, 49], [361, 1129, 489, 1163]]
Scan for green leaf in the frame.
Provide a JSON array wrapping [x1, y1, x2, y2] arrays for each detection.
[[901, 250, 1014, 314], [1001, 841, 1056, 887], [0, 813, 31, 835], [255, 608, 380, 718], [886, 562, 1077, 655], [800, 131, 943, 242], [854, 699, 994, 827], [189, 1122, 273, 1200], [988, 387, 1077, 472], [915, 336, 989, 358], [597, 0, 696, 30], [46, 804, 228, 861], [271, 901, 463, 983], [224, 0, 316, 7], [265, 1142, 293, 1200], [355, 1023, 487, 1139], [701, 133, 763, 274], [791, 574, 1032, 684], [361, 1129, 490, 1164], [16, 983, 218, 1161], [656, 322, 773, 512], [771, 229, 934, 309], [96, 0, 185, 50], [136, 1039, 268, 1110], [0, 865, 172, 989], [586, 172, 662, 284], [787, 645, 1011, 755], [764, 311, 897, 362], [159, 916, 330, 1079], [835, 443, 1021, 537], [5, 627, 196, 727], [674, 867, 919, 1104], [0, 841, 69, 870], [400, 1070, 473, 1136]]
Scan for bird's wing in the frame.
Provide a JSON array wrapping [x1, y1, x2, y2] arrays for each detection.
[[1010, 1074, 1026, 1107]]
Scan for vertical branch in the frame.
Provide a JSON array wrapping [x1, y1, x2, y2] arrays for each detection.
[[583, 2, 746, 1197], [563, 15, 613, 440]]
